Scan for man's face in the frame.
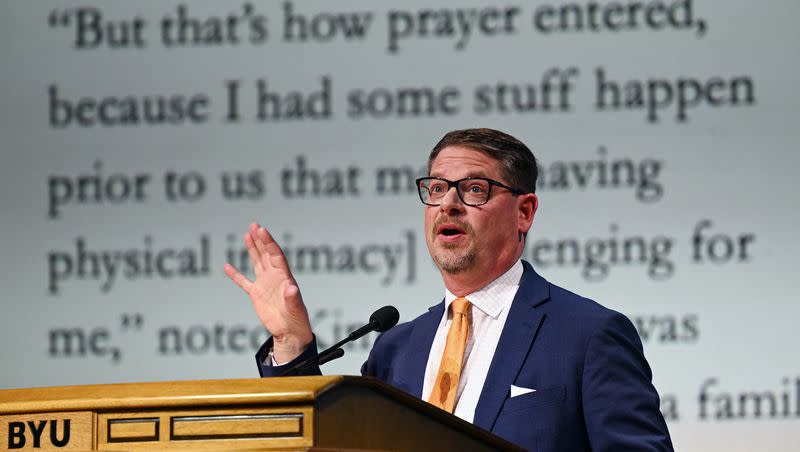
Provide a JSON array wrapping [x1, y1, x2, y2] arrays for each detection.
[[424, 145, 534, 277]]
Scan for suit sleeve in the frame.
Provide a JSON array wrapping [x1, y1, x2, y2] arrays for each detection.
[[359, 331, 387, 378], [582, 312, 674, 452], [255, 335, 322, 377]]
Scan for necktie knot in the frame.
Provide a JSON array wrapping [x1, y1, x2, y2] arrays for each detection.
[[452, 297, 471, 317]]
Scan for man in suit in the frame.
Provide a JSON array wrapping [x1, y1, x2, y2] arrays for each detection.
[[225, 128, 673, 451]]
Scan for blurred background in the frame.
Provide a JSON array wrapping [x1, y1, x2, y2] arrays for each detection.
[[1, 1, 797, 450]]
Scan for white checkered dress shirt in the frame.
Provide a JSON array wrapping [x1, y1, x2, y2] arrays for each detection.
[[422, 260, 523, 423]]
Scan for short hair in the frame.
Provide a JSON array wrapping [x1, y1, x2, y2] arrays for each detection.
[[428, 128, 539, 193]]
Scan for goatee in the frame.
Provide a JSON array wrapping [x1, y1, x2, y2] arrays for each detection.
[[434, 248, 477, 273], [430, 216, 476, 273]]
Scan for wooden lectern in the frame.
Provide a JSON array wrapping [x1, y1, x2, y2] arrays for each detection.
[[0, 376, 522, 451]]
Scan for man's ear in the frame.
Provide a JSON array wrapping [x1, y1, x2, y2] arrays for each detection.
[[518, 193, 538, 234]]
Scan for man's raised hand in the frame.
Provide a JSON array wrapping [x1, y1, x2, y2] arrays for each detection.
[[224, 223, 313, 363]]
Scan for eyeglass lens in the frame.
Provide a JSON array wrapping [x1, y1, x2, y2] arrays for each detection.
[[420, 178, 490, 205]]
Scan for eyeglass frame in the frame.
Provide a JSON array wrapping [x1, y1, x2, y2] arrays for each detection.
[[415, 176, 525, 207]]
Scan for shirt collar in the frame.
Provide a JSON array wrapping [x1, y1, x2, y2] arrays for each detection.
[[443, 260, 523, 319]]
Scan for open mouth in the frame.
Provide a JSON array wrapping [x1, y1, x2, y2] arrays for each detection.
[[437, 223, 467, 239]]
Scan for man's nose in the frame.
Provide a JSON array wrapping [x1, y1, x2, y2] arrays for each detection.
[[439, 186, 466, 213]]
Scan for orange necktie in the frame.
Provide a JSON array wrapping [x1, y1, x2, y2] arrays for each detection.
[[428, 297, 472, 413]]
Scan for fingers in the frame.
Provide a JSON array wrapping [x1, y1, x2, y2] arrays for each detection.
[[254, 226, 293, 274], [251, 228, 271, 265], [283, 281, 299, 300], [244, 232, 264, 274], [241, 223, 294, 279], [224, 263, 253, 291]]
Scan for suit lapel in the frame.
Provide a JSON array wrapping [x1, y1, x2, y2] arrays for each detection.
[[397, 302, 444, 398], [473, 262, 550, 431]]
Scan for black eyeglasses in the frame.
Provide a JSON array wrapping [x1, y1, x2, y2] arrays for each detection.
[[415, 177, 524, 206]]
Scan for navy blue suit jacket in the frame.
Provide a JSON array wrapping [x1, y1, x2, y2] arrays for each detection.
[[257, 261, 673, 451]]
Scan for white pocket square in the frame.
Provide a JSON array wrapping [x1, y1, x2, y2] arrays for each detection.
[[510, 384, 536, 398]]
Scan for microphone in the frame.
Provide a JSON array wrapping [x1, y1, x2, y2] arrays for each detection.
[[281, 305, 399, 376], [318, 347, 344, 366], [345, 305, 400, 339]]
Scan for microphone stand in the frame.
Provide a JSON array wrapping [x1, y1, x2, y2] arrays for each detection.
[[281, 325, 373, 376], [279, 306, 399, 376]]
